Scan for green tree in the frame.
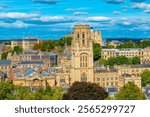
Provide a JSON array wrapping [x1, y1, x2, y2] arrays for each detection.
[[11, 86, 35, 100], [0, 81, 14, 100], [116, 40, 136, 49], [1, 52, 8, 60], [33, 43, 40, 50], [13, 46, 23, 54], [58, 37, 72, 47], [115, 82, 145, 100], [132, 57, 140, 64], [98, 58, 107, 65], [93, 43, 102, 61], [106, 44, 115, 49], [51, 87, 63, 100], [138, 40, 150, 48], [63, 82, 108, 100], [141, 70, 150, 87]]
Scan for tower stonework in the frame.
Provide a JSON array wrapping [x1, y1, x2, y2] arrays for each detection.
[[71, 25, 94, 84]]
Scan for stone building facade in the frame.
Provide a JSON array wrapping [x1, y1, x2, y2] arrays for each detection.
[[11, 37, 39, 50], [2, 25, 147, 90], [71, 25, 94, 83]]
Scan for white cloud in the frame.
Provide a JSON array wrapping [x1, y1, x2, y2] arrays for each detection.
[[132, 3, 150, 13], [0, 12, 39, 19], [113, 11, 122, 14], [32, 15, 111, 23], [65, 7, 89, 12], [0, 21, 32, 28], [32, 16, 72, 22], [85, 16, 111, 22], [73, 12, 88, 15]]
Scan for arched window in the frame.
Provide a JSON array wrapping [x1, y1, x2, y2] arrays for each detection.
[[77, 33, 80, 38], [82, 33, 85, 38], [80, 53, 88, 68], [82, 39, 85, 45], [81, 73, 87, 82]]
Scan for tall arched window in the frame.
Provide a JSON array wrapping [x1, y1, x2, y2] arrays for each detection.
[[82, 39, 85, 45], [80, 53, 88, 68], [77, 33, 80, 38], [82, 33, 85, 38], [81, 73, 87, 82]]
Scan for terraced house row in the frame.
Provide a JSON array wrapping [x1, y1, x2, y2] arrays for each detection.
[[101, 47, 150, 64]]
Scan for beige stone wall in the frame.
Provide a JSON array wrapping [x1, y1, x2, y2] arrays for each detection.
[[95, 71, 123, 90]]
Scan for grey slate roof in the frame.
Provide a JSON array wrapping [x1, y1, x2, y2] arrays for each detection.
[[0, 60, 11, 66], [20, 61, 44, 65]]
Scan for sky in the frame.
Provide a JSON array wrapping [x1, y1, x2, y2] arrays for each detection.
[[0, 0, 150, 40]]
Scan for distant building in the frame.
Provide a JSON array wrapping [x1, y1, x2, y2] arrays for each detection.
[[108, 40, 123, 47], [101, 48, 144, 63], [101, 49, 119, 60], [0, 60, 11, 77], [142, 47, 150, 64], [0, 44, 6, 52], [11, 37, 39, 50]]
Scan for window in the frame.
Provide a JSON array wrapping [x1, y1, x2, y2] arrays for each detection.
[[82, 33, 85, 38], [80, 53, 88, 68], [82, 39, 85, 45], [77, 33, 79, 38], [97, 78, 100, 81]]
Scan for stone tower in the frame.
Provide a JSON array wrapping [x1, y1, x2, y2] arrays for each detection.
[[71, 25, 94, 84]]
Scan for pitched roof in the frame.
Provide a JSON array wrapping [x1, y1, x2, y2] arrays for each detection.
[[20, 61, 44, 65], [0, 60, 11, 66]]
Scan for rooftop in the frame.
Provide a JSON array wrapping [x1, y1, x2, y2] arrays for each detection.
[[19, 61, 44, 65], [0, 60, 11, 66]]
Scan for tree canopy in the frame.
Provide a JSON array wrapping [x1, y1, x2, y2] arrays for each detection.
[[141, 70, 150, 87], [1, 52, 8, 60], [115, 82, 145, 100], [0, 81, 63, 100], [116, 40, 150, 49], [63, 82, 108, 100], [98, 56, 140, 66], [12, 46, 23, 54], [93, 43, 102, 61], [33, 37, 73, 52]]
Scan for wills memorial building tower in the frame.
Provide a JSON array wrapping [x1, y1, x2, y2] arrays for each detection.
[[71, 25, 94, 83]]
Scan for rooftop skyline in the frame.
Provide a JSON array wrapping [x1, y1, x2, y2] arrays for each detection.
[[0, 0, 150, 39]]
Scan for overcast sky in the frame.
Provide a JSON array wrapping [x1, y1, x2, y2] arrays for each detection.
[[0, 0, 150, 39]]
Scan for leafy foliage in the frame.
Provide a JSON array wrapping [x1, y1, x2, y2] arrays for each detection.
[[0, 81, 63, 100], [132, 57, 140, 64], [116, 40, 150, 49], [63, 82, 108, 100], [115, 82, 145, 100], [33, 37, 73, 52], [141, 70, 150, 87], [12, 46, 23, 54], [93, 43, 102, 61], [116, 40, 136, 49], [1, 52, 8, 60], [98, 56, 140, 66], [0, 81, 14, 100]]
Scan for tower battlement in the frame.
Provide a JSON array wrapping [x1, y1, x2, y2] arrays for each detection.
[[74, 25, 90, 29]]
